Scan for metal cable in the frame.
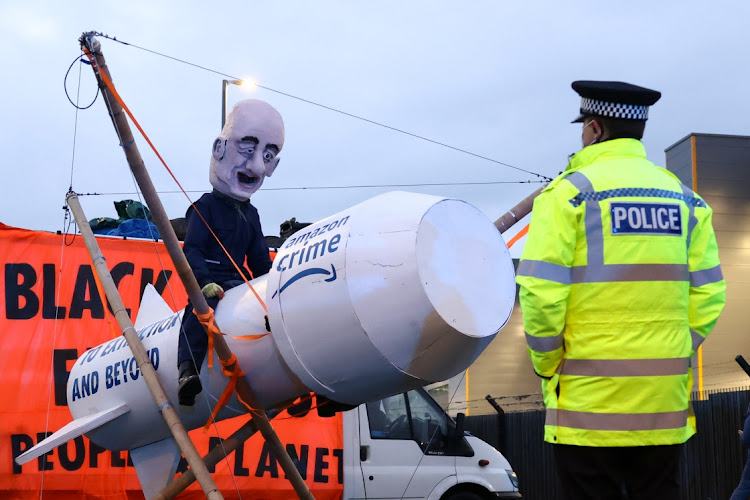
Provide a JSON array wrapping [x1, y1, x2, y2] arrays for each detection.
[[83, 31, 553, 182], [64, 52, 99, 111], [72, 179, 547, 197]]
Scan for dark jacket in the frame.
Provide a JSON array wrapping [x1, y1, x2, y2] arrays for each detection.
[[741, 411, 750, 446], [183, 190, 272, 288]]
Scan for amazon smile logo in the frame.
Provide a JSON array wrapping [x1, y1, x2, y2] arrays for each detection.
[[273, 229, 344, 298], [272, 264, 337, 298]]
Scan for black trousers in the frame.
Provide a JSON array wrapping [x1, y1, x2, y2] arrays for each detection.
[[176, 279, 244, 368], [176, 295, 220, 368], [553, 443, 683, 500]]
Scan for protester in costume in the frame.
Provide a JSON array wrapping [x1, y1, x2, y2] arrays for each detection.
[[177, 99, 284, 406]]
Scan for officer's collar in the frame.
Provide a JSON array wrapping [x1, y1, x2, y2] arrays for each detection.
[[566, 138, 646, 172], [211, 189, 250, 207]]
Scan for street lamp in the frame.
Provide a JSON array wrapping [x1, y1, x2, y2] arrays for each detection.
[[221, 79, 257, 129]]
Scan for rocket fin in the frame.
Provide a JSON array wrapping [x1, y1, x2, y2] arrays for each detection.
[[130, 437, 182, 500], [134, 283, 176, 330], [15, 403, 130, 465]]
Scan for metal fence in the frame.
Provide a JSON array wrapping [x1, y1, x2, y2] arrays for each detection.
[[466, 388, 750, 500]]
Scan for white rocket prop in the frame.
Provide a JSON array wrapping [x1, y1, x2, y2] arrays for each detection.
[[16, 191, 516, 495]]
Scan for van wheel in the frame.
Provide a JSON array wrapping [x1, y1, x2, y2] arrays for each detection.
[[444, 491, 484, 500]]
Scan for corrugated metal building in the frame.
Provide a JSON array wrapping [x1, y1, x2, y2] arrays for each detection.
[[665, 133, 750, 392], [461, 133, 750, 415]]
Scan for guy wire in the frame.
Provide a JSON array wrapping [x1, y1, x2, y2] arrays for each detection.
[[87, 32, 553, 182]]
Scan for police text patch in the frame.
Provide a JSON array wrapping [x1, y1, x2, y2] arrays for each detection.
[[610, 202, 682, 235]]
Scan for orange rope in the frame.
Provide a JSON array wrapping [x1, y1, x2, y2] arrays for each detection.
[[236, 392, 264, 417], [194, 309, 218, 369], [194, 307, 266, 429], [192, 308, 267, 428], [81, 46, 268, 314], [505, 224, 529, 249], [81, 43, 277, 441], [203, 353, 245, 430], [195, 308, 267, 368]]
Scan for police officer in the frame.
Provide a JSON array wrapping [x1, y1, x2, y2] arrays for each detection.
[[516, 81, 726, 499]]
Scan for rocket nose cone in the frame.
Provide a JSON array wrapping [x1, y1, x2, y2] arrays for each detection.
[[348, 197, 516, 385], [416, 199, 515, 339], [397, 199, 515, 381]]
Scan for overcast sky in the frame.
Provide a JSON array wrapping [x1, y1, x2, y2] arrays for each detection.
[[2, 1, 749, 257]]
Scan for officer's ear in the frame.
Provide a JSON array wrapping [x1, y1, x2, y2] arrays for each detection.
[[212, 139, 226, 161], [590, 119, 601, 137], [265, 157, 280, 178]]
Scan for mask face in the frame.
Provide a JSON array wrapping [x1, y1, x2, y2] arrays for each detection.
[[209, 99, 285, 201]]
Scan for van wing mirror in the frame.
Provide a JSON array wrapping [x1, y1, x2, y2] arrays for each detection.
[[449, 412, 474, 457], [454, 412, 466, 440]]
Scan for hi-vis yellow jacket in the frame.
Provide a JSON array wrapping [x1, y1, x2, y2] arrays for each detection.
[[516, 138, 726, 447]]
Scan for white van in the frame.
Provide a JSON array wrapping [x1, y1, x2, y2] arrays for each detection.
[[342, 387, 522, 499]]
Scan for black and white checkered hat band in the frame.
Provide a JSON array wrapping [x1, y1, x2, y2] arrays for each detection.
[[580, 97, 649, 120]]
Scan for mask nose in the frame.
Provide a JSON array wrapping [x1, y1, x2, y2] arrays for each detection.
[[246, 152, 266, 177]]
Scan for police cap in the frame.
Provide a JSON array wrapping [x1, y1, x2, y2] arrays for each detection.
[[571, 80, 661, 123]]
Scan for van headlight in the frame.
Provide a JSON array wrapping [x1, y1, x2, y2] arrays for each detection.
[[505, 470, 519, 489]]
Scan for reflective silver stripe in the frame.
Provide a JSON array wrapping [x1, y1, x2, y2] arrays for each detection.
[[519, 262, 689, 284], [586, 199, 604, 267], [517, 260, 572, 284], [565, 171, 594, 196], [546, 408, 558, 427], [570, 263, 689, 283], [566, 172, 604, 267], [691, 328, 706, 351], [690, 265, 724, 287], [681, 184, 698, 251], [546, 409, 688, 431], [525, 331, 564, 352], [559, 358, 689, 377]]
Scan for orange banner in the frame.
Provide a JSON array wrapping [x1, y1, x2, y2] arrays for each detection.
[[0, 223, 343, 499]]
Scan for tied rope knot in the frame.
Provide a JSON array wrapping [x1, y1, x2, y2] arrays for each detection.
[[195, 307, 269, 370], [203, 352, 246, 430], [195, 308, 266, 429], [195, 308, 220, 369]]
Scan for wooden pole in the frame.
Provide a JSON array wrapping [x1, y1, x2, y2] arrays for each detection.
[[494, 185, 545, 234], [157, 418, 260, 500], [80, 32, 315, 500], [65, 192, 223, 500]]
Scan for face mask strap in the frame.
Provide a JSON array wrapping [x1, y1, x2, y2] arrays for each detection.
[[583, 120, 602, 147]]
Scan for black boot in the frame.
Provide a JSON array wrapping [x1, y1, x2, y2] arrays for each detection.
[[177, 360, 202, 406]]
